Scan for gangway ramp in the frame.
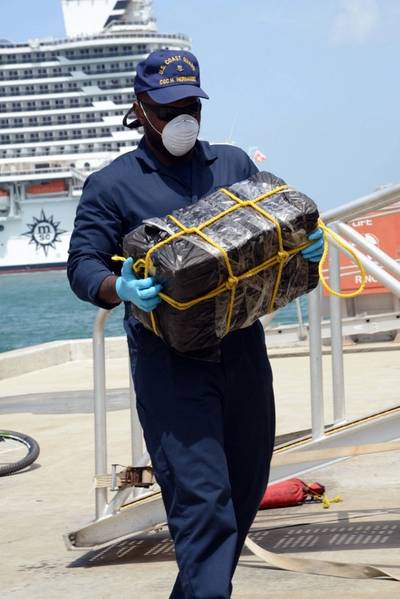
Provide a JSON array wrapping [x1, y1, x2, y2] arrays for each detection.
[[66, 405, 400, 549]]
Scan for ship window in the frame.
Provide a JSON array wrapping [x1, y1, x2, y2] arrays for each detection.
[[15, 133, 23, 140], [71, 114, 79, 121]]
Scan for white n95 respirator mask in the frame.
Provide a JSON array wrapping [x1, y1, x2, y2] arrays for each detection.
[[161, 114, 199, 156], [140, 103, 199, 156]]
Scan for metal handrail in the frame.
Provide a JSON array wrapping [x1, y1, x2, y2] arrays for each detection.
[[308, 184, 400, 439], [322, 184, 400, 223]]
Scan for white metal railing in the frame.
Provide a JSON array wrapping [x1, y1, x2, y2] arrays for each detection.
[[91, 183, 400, 518], [308, 185, 400, 439]]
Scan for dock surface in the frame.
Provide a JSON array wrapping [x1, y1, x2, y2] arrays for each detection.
[[1, 340, 399, 598]]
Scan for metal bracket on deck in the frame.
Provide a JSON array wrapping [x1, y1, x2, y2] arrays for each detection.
[[95, 465, 155, 491]]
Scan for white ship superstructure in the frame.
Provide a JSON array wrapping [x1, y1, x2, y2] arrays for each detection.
[[0, 0, 190, 271]]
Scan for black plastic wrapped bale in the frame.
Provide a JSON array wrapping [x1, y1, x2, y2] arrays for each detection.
[[123, 171, 320, 359]]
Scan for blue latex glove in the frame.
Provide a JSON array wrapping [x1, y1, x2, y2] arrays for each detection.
[[116, 257, 162, 312], [301, 227, 324, 262]]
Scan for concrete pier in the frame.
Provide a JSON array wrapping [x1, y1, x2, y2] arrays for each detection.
[[0, 338, 399, 598]]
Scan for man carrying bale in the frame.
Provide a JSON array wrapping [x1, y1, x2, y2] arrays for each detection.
[[67, 49, 324, 599]]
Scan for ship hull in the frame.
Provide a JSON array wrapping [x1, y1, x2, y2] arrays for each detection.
[[0, 195, 77, 272]]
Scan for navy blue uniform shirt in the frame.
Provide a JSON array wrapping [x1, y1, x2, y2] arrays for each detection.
[[67, 137, 258, 356]]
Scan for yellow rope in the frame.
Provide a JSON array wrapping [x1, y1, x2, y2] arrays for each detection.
[[317, 219, 367, 299], [112, 186, 367, 336]]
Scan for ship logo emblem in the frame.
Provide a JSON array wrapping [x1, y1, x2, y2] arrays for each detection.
[[176, 64, 184, 72], [22, 210, 67, 256]]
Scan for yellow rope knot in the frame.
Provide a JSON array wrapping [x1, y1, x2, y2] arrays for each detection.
[[277, 250, 290, 262], [133, 258, 146, 274], [226, 276, 239, 290]]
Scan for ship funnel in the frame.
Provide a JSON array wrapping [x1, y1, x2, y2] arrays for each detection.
[[61, 0, 156, 37]]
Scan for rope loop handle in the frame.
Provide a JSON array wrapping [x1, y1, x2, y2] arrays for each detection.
[[317, 218, 367, 299]]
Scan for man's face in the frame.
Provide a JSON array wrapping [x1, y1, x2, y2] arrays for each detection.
[[133, 93, 202, 155], [135, 93, 201, 129]]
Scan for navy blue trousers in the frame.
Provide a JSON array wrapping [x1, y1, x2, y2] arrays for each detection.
[[132, 320, 275, 599]]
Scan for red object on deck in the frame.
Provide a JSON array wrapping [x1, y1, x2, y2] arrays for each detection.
[[26, 180, 67, 194], [0, 188, 9, 196], [259, 479, 325, 509]]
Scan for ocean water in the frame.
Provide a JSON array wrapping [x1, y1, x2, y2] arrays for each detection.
[[0, 271, 308, 354]]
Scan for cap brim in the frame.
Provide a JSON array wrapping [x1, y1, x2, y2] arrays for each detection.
[[147, 85, 209, 104]]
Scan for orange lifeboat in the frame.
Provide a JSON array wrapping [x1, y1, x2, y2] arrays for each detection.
[[26, 180, 67, 195]]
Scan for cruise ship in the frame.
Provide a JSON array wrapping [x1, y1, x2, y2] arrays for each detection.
[[0, 0, 190, 272]]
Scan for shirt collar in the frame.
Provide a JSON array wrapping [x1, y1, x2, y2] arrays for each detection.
[[135, 137, 218, 172]]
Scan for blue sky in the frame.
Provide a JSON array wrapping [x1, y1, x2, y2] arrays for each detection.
[[1, 0, 400, 210]]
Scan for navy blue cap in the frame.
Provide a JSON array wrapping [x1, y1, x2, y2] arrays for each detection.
[[133, 49, 209, 104]]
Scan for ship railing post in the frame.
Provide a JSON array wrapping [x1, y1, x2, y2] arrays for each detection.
[[328, 222, 346, 424], [308, 284, 325, 440], [93, 308, 110, 520]]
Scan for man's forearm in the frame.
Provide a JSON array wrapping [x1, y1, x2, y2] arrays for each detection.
[[97, 275, 121, 306]]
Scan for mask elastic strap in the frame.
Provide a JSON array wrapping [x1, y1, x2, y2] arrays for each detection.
[[140, 102, 162, 136]]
